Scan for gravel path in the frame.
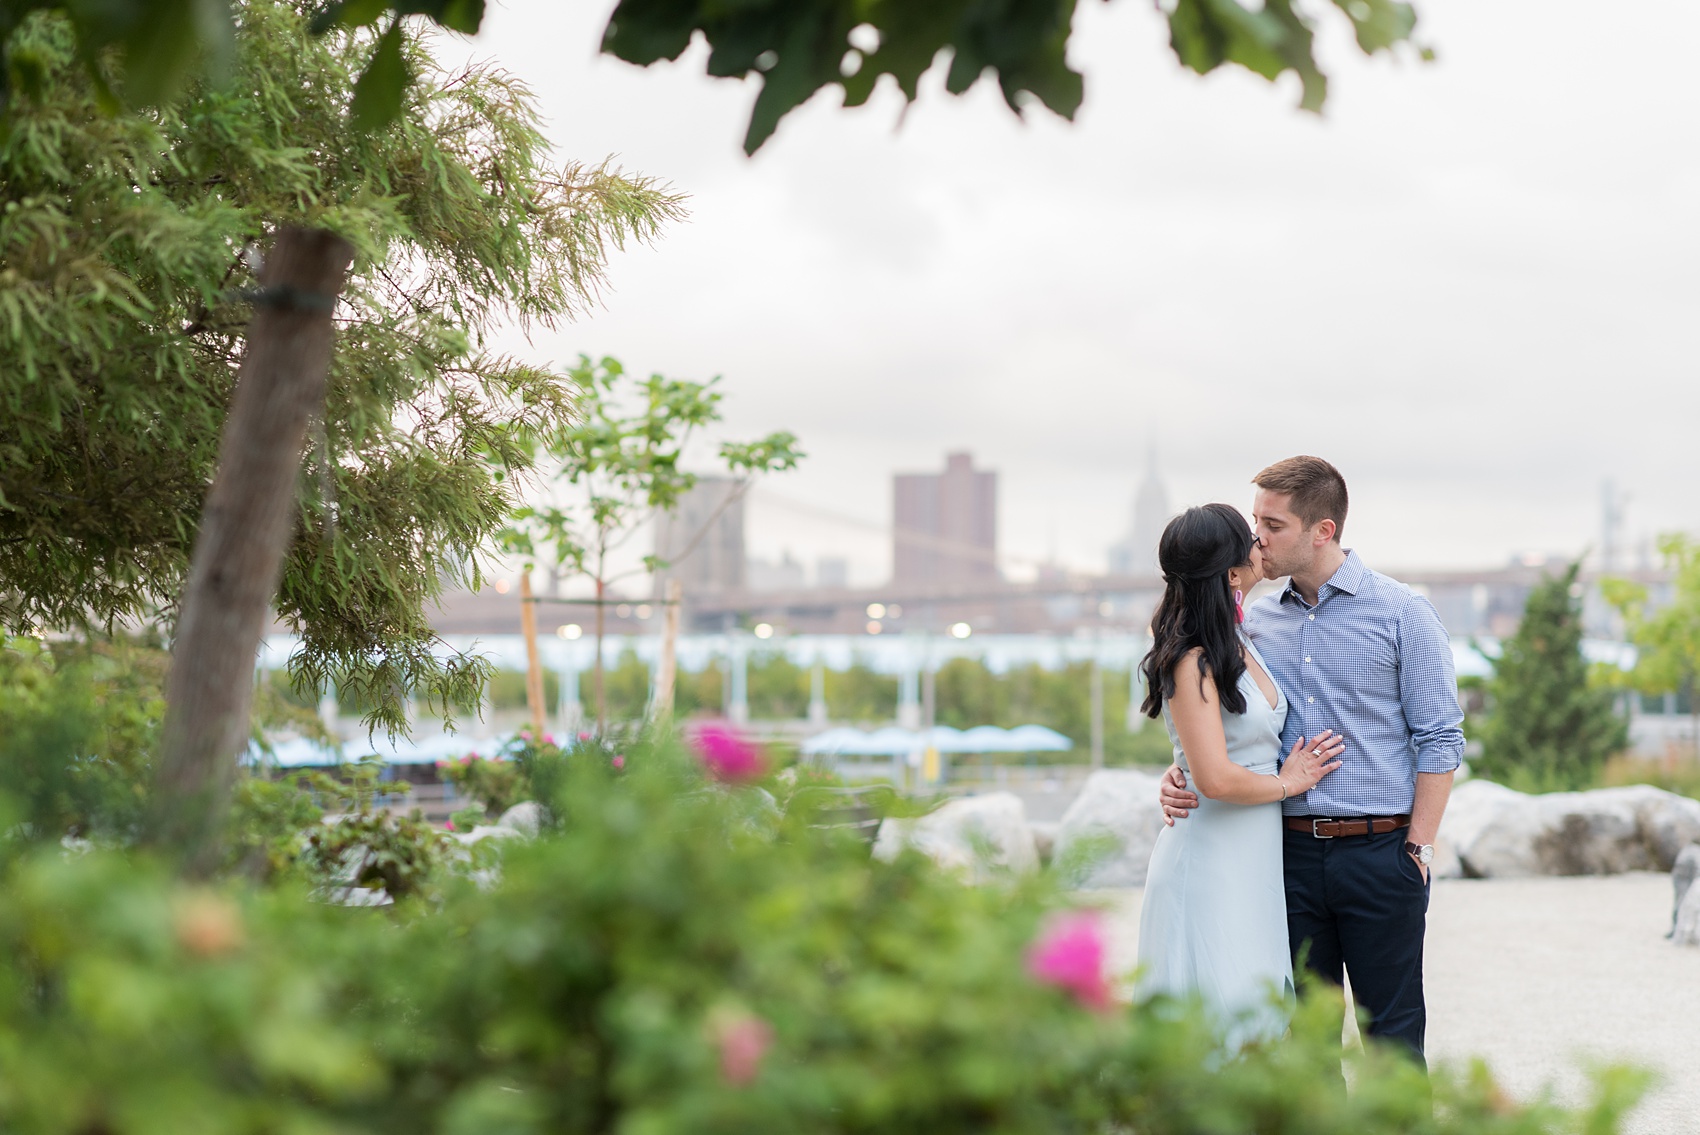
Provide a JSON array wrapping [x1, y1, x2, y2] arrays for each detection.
[[1098, 873, 1700, 1134]]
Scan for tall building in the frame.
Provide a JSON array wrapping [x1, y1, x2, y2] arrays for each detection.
[[747, 551, 807, 592], [654, 476, 745, 594], [815, 555, 849, 589], [892, 452, 999, 586], [1108, 450, 1172, 577]]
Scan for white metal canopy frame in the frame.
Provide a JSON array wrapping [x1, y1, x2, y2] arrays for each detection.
[[799, 724, 1073, 757]]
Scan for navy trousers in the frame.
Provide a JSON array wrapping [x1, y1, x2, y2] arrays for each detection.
[[1283, 825, 1430, 1061]]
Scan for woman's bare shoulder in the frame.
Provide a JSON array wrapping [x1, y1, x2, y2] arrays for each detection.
[[1169, 647, 1214, 705]]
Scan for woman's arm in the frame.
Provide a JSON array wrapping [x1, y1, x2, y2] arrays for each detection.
[[1167, 649, 1343, 805]]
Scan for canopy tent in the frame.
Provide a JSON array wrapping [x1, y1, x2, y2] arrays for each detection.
[[800, 724, 1074, 757], [250, 731, 516, 769]]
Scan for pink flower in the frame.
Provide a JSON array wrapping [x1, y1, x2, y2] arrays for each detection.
[[612, 755, 625, 770], [543, 734, 555, 746], [688, 722, 766, 783], [709, 1010, 772, 1086], [577, 731, 591, 743], [1027, 911, 1113, 1012]]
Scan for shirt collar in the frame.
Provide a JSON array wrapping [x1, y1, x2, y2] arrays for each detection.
[[1281, 548, 1364, 606]]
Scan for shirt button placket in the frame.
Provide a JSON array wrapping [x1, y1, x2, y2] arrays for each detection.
[[1303, 609, 1316, 727]]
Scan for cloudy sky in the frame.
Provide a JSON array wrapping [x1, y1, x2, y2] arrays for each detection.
[[466, 0, 1699, 584]]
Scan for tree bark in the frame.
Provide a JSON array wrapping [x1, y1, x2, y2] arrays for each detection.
[[519, 573, 547, 740], [594, 575, 607, 732], [651, 578, 681, 723], [152, 226, 355, 872]]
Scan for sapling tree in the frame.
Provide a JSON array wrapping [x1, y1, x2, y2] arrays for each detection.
[[499, 354, 801, 730], [1605, 534, 1700, 757]]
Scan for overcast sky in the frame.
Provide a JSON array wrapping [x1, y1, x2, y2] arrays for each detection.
[[467, 0, 1700, 584]]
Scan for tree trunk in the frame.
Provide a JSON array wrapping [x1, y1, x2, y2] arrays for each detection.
[[594, 575, 607, 732], [519, 572, 547, 740], [152, 226, 355, 872], [652, 579, 681, 723]]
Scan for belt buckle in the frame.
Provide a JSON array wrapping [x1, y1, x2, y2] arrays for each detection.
[[1310, 817, 1336, 839]]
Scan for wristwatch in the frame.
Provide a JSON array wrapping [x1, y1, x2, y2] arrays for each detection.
[[1405, 841, 1434, 866]]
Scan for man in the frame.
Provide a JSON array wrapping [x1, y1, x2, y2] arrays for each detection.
[[1158, 456, 1463, 1060]]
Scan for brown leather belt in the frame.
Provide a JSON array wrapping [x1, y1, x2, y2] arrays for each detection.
[[1285, 814, 1410, 839]]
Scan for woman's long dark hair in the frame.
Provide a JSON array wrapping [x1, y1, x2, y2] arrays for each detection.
[[1139, 503, 1256, 718]]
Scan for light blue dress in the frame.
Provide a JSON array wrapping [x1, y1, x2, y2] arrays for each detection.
[[1137, 635, 1292, 1045]]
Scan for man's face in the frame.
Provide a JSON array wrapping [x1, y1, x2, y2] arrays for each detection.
[[1252, 488, 1315, 580]]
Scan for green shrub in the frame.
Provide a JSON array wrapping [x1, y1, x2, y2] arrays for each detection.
[[0, 637, 163, 843], [437, 753, 527, 817], [1477, 563, 1628, 791], [0, 732, 1644, 1134]]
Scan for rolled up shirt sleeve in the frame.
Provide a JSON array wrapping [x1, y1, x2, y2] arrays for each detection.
[[1397, 595, 1465, 774]]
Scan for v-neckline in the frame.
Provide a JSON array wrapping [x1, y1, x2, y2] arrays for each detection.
[[1241, 644, 1281, 712]]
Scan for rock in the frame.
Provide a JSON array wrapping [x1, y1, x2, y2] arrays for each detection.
[[1676, 885, 1700, 947], [873, 792, 1038, 880], [452, 823, 524, 846], [1447, 783, 1700, 879], [1029, 821, 1059, 865], [1640, 795, 1700, 869], [1433, 780, 1527, 878], [1053, 769, 1167, 888], [497, 801, 545, 836], [1673, 843, 1700, 939]]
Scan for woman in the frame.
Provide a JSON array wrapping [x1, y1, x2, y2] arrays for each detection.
[[1135, 503, 1343, 1044]]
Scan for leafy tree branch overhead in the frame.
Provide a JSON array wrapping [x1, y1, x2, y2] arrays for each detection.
[[0, 0, 1428, 149]]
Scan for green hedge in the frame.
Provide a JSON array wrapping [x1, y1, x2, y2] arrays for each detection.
[[0, 733, 1646, 1134]]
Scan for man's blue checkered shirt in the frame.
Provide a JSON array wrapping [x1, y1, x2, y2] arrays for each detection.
[[1248, 549, 1465, 818]]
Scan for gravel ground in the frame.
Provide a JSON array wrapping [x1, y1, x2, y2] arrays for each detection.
[[1098, 873, 1700, 1134]]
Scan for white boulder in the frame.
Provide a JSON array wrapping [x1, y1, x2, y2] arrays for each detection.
[[1443, 783, 1700, 878], [497, 800, 546, 836], [1053, 769, 1167, 888], [1029, 821, 1059, 865], [873, 792, 1039, 880], [1672, 843, 1700, 943], [1432, 779, 1527, 878]]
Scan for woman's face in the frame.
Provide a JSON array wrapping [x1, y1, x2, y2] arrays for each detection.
[[1227, 534, 1262, 592]]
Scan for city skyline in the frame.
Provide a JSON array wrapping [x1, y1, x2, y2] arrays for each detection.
[[471, 0, 1699, 584]]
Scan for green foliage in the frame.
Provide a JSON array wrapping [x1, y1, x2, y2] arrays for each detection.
[[0, 3, 683, 733], [0, 732, 1641, 1134], [1476, 563, 1627, 791], [604, 0, 1425, 152], [0, 636, 163, 841], [499, 354, 800, 726], [825, 662, 898, 723], [223, 769, 330, 879], [225, 761, 458, 900], [436, 752, 524, 817], [0, 0, 1429, 151], [676, 659, 725, 717], [300, 803, 453, 900], [746, 650, 809, 719], [501, 355, 801, 583], [1604, 534, 1700, 748]]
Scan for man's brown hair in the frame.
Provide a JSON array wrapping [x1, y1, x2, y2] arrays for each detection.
[[1254, 456, 1348, 542]]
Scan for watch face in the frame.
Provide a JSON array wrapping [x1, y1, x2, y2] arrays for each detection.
[[1417, 845, 1434, 865]]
